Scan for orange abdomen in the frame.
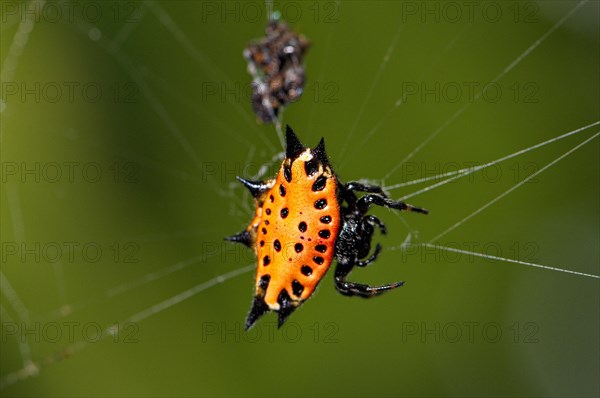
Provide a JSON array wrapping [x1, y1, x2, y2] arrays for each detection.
[[254, 157, 340, 309]]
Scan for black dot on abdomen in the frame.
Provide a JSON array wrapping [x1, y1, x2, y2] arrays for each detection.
[[304, 159, 318, 177], [319, 230, 331, 239], [315, 244, 327, 253], [312, 176, 326, 191], [315, 199, 327, 209], [298, 221, 307, 232], [301, 265, 313, 276], [280, 208, 289, 218], [313, 256, 324, 265], [320, 215, 332, 224], [292, 280, 304, 297]]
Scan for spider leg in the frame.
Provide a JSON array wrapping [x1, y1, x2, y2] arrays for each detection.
[[357, 194, 428, 215], [345, 181, 385, 194], [364, 214, 387, 235], [334, 265, 404, 298], [357, 243, 382, 267]]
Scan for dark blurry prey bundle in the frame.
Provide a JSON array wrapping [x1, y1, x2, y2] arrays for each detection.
[[244, 19, 310, 123]]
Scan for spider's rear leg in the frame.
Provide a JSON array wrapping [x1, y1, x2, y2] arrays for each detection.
[[357, 193, 428, 215], [334, 268, 404, 298], [355, 215, 386, 267]]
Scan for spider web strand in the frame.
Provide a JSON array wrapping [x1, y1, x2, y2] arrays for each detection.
[[421, 243, 600, 280], [337, 22, 404, 165], [429, 132, 599, 242], [382, 0, 589, 181], [384, 120, 600, 191], [0, 264, 254, 389]]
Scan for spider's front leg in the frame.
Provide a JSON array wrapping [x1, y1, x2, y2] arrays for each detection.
[[357, 194, 429, 215], [334, 263, 404, 298], [340, 181, 386, 208], [365, 214, 387, 235], [356, 243, 382, 267], [345, 181, 385, 194]]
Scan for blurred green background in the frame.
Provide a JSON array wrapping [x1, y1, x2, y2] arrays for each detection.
[[1, 0, 599, 396]]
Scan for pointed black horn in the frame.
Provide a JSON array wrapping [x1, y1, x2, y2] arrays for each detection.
[[276, 289, 297, 328], [236, 176, 269, 198], [285, 125, 305, 161], [313, 137, 330, 166], [225, 230, 252, 248], [245, 295, 270, 331]]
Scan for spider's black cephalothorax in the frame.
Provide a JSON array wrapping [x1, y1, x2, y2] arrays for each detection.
[[333, 181, 428, 298]]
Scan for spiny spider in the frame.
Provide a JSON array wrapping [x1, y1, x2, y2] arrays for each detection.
[[227, 126, 428, 329]]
